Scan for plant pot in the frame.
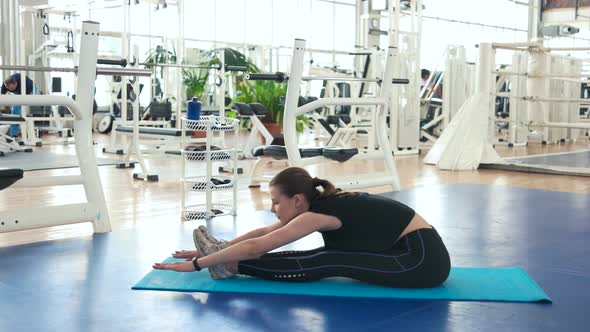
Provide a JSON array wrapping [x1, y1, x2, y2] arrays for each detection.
[[265, 122, 282, 135], [192, 130, 207, 138], [258, 122, 283, 145]]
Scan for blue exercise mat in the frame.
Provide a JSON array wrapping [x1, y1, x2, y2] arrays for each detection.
[[132, 258, 551, 303]]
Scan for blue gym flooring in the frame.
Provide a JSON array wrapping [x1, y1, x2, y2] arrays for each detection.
[[1, 184, 588, 332], [507, 150, 590, 168]]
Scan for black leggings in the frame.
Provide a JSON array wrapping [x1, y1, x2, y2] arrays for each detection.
[[238, 228, 451, 288]]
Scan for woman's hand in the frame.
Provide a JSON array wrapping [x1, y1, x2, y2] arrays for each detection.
[[172, 250, 200, 260], [152, 260, 196, 272]]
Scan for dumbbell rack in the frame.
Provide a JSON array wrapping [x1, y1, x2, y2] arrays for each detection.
[[180, 115, 239, 220]]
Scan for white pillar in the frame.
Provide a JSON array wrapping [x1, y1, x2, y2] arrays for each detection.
[[526, 49, 548, 131], [527, 0, 543, 43], [379, 46, 401, 191], [121, 0, 130, 125], [475, 43, 496, 142], [176, 0, 184, 128]]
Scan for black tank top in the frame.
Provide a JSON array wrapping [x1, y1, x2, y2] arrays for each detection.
[[309, 193, 415, 251]]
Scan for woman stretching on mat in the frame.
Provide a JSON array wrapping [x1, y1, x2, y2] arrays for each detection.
[[153, 167, 451, 288]]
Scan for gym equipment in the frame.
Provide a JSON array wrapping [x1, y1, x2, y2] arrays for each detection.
[[426, 42, 590, 171], [112, 119, 205, 181], [0, 64, 150, 77], [231, 102, 282, 155], [0, 168, 23, 190], [0, 115, 32, 156], [0, 21, 111, 234], [0, 64, 151, 77], [0, 53, 148, 147], [299, 96, 367, 148], [252, 145, 358, 163], [248, 38, 409, 191], [134, 258, 550, 303], [0, 151, 128, 171]]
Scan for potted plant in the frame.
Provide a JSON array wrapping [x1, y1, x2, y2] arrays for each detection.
[[182, 64, 210, 102], [181, 48, 258, 137], [143, 45, 177, 79], [182, 48, 259, 111], [204, 47, 260, 74], [233, 79, 310, 136]]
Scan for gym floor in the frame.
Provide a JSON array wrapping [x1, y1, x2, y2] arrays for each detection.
[[0, 133, 589, 331]]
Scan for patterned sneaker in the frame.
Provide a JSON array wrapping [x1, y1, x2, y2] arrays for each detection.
[[193, 228, 234, 280], [197, 225, 229, 247]]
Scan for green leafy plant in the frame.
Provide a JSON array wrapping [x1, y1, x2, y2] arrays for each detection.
[[205, 48, 260, 73], [182, 48, 259, 104], [143, 45, 177, 70], [233, 79, 310, 133], [182, 69, 208, 101], [182, 61, 214, 101]]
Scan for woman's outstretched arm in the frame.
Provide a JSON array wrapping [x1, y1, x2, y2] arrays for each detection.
[[155, 212, 338, 272], [171, 221, 284, 259], [228, 221, 284, 246]]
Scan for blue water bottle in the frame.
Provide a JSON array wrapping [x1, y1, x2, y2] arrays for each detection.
[[187, 97, 201, 120]]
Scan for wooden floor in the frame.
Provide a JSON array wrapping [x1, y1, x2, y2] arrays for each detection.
[[1, 130, 588, 247]]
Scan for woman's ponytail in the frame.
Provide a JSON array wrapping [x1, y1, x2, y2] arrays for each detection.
[[312, 177, 341, 198], [270, 167, 345, 203]]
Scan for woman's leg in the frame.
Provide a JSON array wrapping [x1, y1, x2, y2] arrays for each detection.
[[237, 228, 450, 288]]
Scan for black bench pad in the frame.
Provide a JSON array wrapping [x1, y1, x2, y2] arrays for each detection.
[[322, 147, 358, 162], [253, 145, 358, 162], [0, 115, 25, 122], [115, 126, 194, 136], [0, 168, 24, 191]]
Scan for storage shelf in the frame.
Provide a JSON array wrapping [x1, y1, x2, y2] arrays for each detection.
[[183, 176, 235, 192], [182, 116, 239, 132], [181, 149, 236, 162], [183, 203, 235, 220], [180, 116, 238, 221]]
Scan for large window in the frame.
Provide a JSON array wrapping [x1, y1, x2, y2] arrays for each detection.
[[421, 0, 528, 68], [43, 0, 541, 104]]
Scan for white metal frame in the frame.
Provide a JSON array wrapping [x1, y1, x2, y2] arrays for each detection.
[[0, 21, 111, 234], [107, 47, 230, 180], [249, 39, 401, 191], [421, 45, 476, 145], [0, 118, 27, 154], [180, 115, 239, 220], [388, 0, 421, 155], [15, 6, 79, 147], [485, 43, 590, 144], [240, 114, 274, 159], [114, 125, 209, 181]]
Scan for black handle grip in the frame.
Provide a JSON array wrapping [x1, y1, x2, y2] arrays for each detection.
[[246, 72, 287, 83], [225, 65, 247, 72], [66, 30, 74, 53], [97, 59, 128, 67], [392, 78, 410, 85]]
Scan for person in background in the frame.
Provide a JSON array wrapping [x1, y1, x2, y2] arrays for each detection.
[[420, 68, 431, 90], [1, 73, 35, 136]]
